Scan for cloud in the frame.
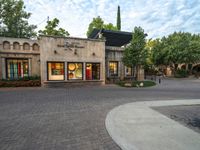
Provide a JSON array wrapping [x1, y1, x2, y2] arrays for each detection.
[[24, 0, 200, 38]]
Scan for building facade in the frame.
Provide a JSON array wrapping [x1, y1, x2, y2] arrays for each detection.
[[0, 37, 40, 80], [39, 36, 105, 86], [0, 29, 146, 86]]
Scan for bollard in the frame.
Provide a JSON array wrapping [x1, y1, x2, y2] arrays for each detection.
[[159, 78, 161, 84]]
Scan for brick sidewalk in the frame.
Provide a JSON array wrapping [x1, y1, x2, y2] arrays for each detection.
[[1, 78, 200, 150]]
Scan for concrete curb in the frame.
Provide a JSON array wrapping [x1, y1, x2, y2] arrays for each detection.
[[105, 99, 200, 150]]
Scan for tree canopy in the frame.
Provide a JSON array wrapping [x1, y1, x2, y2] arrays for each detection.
[[38, 18, 69, 37], [122, 26, 148, 80], [122, 26, 147, 67], [152, 32, 200, 72], [0, 0, 37, 38], [86, 16, 117, 37]]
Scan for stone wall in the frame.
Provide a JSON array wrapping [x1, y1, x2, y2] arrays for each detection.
[[105, 46, 125, 81], [105, 46, 145, 82]]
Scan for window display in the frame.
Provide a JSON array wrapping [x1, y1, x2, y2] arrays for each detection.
[[86, 63, 100, 80], [109, 62, 118, 76], [125, 66, 133, 76], [48, 62, 64, 80], [68, 63, 83, 80], [6, 59, 28, 79]]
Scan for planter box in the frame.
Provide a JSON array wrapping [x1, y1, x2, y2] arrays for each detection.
[[0, 80, 41, 87]]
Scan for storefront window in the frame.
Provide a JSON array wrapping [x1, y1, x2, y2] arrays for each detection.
[[68, 63, 83, 80], [6, 59, 28, 79], [125, 66, 133, 76], [48, 62, 64, 80], [109, 61, 118, 76], [86, 63, 100, 80]]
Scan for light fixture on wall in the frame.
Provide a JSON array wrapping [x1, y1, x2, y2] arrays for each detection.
[[54, 50, 57, 54], [92, 52, 95, 56]]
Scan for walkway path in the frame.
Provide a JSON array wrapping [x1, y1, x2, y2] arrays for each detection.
[[106, 99, 200, 150], [1, 78, 200, 149]]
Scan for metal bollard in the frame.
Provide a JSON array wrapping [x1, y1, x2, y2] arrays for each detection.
[[159, 78, 161, 84]]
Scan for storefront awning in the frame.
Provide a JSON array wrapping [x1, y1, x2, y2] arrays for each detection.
[[88, 29, 132, 47]]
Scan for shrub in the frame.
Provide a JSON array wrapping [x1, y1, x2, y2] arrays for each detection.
[[0, 76, 41, 87], [175, 69, 189, 78]]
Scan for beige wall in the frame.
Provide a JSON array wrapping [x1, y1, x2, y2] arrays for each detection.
[[39, 36, 105, 85], [0, 37, 40, 79]]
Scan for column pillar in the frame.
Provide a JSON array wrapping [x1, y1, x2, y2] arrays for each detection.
[[28, 58, 32, 76], [83, 62, 86, 80], [65, 62, 68, 81], [1, 58, 6, 79]]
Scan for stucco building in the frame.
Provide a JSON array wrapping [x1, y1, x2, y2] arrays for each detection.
[[0, 37, 40, 80], [0, 29, 145, 86]]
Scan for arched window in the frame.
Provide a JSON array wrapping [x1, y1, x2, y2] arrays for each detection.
[[32, 43, 39, 51], [13, 42, 20, 50], [3, 41, 10, 50], [23, 42, 30, 50]]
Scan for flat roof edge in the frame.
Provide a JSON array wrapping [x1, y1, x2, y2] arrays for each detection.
[[39, 35, 105, 42]]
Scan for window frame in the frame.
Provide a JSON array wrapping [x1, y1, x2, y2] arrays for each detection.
[[86, 62, 101, 80], [125, 66, 134, 77], [109, 61, 118, 77], [47, 61, 65, 81], [6, 58, 29, 79], [67, 62, 83, 80]]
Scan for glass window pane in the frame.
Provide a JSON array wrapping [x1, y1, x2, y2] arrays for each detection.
[[125, 66, 133, 76], [109, 62, 118, 76], [6, 59, 29, 79], [68, 63, 83, 80], [48, 62, 64, 80], [86, 63, 100, 80]]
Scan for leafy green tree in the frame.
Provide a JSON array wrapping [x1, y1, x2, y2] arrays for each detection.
[[122, 26, 148, 80], [86, 16, 118, 37], [152, 32, 200, 75], [144, 39, 158, 74], [38, 18, 69, 37], [116, 5, 121, 30], [103, 23, 118, 31], [0, 0, 37, 38], [86, 16, 104, 37]]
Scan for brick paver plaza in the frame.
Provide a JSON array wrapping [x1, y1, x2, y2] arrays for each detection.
[[0, 78, 200, 150]]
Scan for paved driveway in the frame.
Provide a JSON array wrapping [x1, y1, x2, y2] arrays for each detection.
[[0, 78, 200, 150]]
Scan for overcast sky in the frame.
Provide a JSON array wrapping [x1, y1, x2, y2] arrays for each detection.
[[24, 0, 200, 39]]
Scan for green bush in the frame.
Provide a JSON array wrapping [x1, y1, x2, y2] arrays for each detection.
[[0, 76, 41, 87], [175, 69, 189, 78], [1, 75, 41, 81]]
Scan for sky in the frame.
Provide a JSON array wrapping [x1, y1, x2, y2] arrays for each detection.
[[24, 0, 200, 39]]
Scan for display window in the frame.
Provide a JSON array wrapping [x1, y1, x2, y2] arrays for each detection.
[[86, 63, 100, 80], [109, 61, 118, 76], [68, 63, 83, 80], [6, 59, 28, 79], [48, 62, 64, 80], [125, 66, 133, 76]]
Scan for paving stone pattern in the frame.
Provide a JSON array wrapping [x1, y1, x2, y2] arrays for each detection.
[[153, 105, 200, 134], [1, 78, 200, 150]]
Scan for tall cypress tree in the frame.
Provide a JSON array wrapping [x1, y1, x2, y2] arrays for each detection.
[[116, 5, 121, 30]]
